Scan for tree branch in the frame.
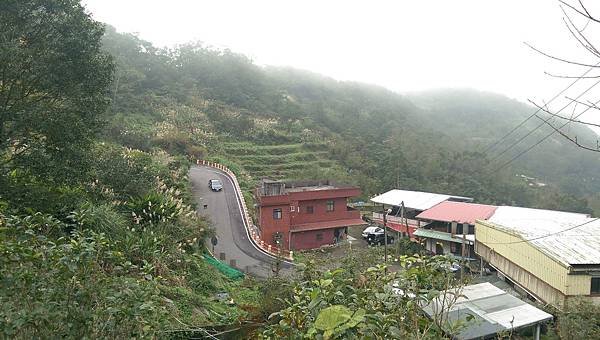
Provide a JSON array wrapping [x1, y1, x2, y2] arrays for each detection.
[[525, 42, 600, 68], [529, 99, 600, 128], [560, 0, 600, 24], [561, 9, 600, 57], [543, 71, 600, 79], [534, 114, 600, 152], [565, 96, 600, 112]]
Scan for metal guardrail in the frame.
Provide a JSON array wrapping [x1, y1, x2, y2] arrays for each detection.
[[197, 160, 294, 260]]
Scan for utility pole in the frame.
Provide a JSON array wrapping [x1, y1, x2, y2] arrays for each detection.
[[396, 158, 400, 188], [396, 227, 400, 255], [480, 257, 484, 278], [398, 201, 408, 255], [383, 204, 388, 268], [401, 201, 409, 238], [461, 223, 466, 281]]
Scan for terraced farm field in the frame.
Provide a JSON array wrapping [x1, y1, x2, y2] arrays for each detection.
[[221, 141, 343, 181]]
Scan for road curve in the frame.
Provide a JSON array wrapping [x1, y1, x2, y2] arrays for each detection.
[[189, 165, 292, 278]]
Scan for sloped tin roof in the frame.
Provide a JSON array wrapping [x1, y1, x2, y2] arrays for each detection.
[[370, 189, 472, 211], [422, 282, 553, 340], [485, 206, 599, 266], [416, 201, 497, 225], [414, 228, 457, 243]]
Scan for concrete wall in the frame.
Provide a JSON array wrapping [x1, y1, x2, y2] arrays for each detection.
[[290, 228, 337, 250], [292, 197, 355, 225], [258, 203, 291, 249], [426, 239, 451, 255]]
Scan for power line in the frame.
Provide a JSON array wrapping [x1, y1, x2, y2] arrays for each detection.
[[492, 96, 600, 173], [530, 98, 600, 128], [482, 64, 597, 154], [488, 78, 600, 164], [482, 217, 600, 245]]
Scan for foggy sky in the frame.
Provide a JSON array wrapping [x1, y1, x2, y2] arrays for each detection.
[[83, 0, 600, 133]]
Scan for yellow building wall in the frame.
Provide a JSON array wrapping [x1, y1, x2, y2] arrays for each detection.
[[567, 273, 595, 296], [476, 221, 595, 299]]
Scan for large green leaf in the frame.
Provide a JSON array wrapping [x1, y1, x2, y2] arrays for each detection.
[[314, 305, 352, 331]]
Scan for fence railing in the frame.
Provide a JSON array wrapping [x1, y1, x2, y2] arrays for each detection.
[[197, 160, 294, 261], [372, 212, 423, 227]]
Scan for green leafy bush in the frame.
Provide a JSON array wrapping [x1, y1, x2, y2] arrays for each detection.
[[259, 256, 460, 339], [0, 215, 169, 338]]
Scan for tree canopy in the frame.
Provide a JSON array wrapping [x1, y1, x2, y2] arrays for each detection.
[[0, 0, 113, 182]]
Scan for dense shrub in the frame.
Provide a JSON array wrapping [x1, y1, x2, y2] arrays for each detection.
[[0, 216, 169, 338], [259, 256, 461, 339]]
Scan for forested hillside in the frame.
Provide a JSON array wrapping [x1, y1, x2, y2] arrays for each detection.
[[412, 89, 600, 196], [102, 26, 595, 214]]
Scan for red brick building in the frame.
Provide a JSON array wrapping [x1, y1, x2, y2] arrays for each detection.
[[255, 180, 366, 251]]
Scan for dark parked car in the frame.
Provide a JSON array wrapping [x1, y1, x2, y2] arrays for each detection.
[[367, 233, 394, 246], [208, 179, 223, 191]]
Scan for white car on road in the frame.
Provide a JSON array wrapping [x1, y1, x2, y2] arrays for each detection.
[[362, 225, 384, 239], [208, 179, 223, 191]]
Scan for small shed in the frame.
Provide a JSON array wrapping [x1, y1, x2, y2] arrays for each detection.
[[421, 282, 553, 340]]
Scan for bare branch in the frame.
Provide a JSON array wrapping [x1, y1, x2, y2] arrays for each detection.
[[528, 99, 600, 128], [534, 114, 600, 152], [543, 71, 600, 78], [561, 3, 600, 53], [525, 42, 600, 68], [560, 0, 600, 24], [561, 11, 600, 57], [565, 96, 600, 111], [581, 17, 591, 31], [579, 0, 597, 21], [490, 97, 600, 172]]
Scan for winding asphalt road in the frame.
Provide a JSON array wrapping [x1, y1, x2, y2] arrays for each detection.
[[189, 165, 293, 278]]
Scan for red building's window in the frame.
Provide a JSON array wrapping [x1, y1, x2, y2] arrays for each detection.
[[273, 208, 282, 219], [306, 206, 314, 214], [326, 200, 335, 212], [316, 233, 323, 241]]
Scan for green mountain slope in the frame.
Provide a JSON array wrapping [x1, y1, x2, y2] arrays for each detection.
[[101, 26, 596, 214], [411, 89, 600, 195]]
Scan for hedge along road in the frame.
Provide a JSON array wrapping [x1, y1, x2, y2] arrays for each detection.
[[189, 165, 293, 278]]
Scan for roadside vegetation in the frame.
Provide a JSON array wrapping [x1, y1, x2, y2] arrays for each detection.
[[0, 1, 257, 337]]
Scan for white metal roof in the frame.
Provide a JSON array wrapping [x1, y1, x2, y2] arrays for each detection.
[[486, 206, 600, 266], [457, 283, 552, 328], [422, 282, 553, 339], [370, 189, 472, 211]]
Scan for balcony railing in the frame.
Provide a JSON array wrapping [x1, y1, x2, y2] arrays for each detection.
[[372, 212, 423, 227]]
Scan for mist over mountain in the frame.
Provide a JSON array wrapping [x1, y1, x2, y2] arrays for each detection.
[[411, 89, 600, 195], [102, 26, 596, 213]]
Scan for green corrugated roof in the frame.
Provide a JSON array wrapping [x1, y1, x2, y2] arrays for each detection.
[[413, 228, 464, 244]]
